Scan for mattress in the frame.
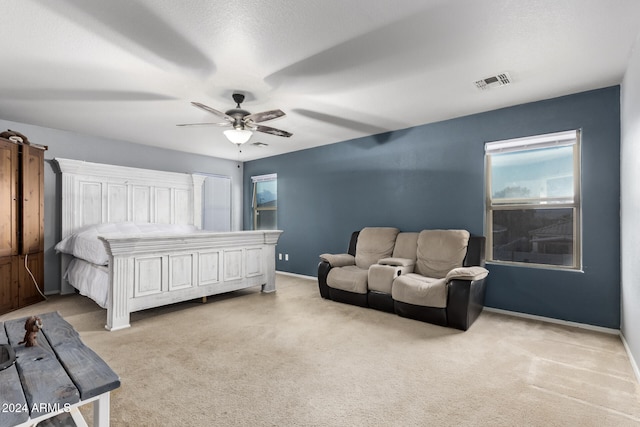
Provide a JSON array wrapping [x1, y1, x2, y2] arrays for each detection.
[[64, 258, 109, 309]]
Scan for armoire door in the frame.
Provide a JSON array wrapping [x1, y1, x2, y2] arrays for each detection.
[[21, 144, 45, 254], [0, 138, 18, 257], [0, 256, 18, 313], [19, 252, 44, 307]]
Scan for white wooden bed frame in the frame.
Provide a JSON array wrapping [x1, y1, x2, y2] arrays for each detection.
[[54, 158, 282, 331]]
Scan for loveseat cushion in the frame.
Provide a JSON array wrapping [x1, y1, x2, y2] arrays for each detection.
[[391, 232, 419, 259], [391, 274, 448, 308], [415, 230, 470, 279], [327, 265, 369, 294], [354, 227, 400, 269]]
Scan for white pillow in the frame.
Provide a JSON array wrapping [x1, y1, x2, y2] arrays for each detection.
[[55, 223, 118, 265], [55, 222, 199, 265]]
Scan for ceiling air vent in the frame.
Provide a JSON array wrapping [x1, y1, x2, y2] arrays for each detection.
[[474, 72, 512, 90]]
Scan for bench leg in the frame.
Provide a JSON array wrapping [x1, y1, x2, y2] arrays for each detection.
[[93, 392, 111, 427]]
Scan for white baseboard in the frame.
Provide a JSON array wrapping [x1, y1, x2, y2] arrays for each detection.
[[275, 275, 621, 336], [276, 270, 317, 281], [480, 308, 640, 384], [275, 273, 639, 384], [483, 306, 620, 335], [620, 332, 640, 384], [274, 274, 621, 335]]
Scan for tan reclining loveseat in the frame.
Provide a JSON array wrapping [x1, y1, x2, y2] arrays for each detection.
[[318, 227, 489, 330]]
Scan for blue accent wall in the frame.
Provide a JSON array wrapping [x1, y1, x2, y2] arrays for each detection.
[[244, 87, 621, 328]]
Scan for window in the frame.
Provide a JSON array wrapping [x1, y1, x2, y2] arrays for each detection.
[[252, 174, 277, 230], [485, 130, 581, 269]]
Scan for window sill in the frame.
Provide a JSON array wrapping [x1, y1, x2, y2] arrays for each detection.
[[485, 260, 584, 273]]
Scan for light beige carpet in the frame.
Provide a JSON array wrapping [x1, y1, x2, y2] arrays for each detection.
[[2, 274, 639, 426]]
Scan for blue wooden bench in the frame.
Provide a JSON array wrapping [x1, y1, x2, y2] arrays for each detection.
[[0, 312, 120, 427]]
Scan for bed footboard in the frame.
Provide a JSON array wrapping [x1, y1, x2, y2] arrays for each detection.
[[100, 230, 282, 331]]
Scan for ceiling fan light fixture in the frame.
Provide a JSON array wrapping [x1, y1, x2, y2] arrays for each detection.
[[223, 128, 253, 145], [180, 95, 291, 142]]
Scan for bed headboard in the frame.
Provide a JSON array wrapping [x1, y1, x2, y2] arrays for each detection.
[[54, 158, 206, 238]]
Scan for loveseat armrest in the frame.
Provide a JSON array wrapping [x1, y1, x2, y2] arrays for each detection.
[[317, 253, 356, 300], [319, 253, 355, 267], [318, 261, 332, 299], [445, 266, 488, 282], [378, 257, 415, 267], [446, 275, 488, 331], [368, 263, 410, 294], [318, 231, 360, 300], [369, 257, 415, 294]]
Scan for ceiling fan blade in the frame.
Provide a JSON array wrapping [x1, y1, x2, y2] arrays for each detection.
[[253, 124, 293, 138], [191, 102, 231, 120], [244, 109, 286, 123], [176, 122, 231, 127]]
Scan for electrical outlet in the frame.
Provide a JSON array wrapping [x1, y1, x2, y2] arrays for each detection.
[[278, 253, 282, 260], [285, 254, 289, 261]]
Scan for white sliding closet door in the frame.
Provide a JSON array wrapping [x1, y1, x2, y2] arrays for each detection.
[[202, 175, 231, 232]]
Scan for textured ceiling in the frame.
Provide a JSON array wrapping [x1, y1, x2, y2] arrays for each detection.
[[1, 0, 639, 161]]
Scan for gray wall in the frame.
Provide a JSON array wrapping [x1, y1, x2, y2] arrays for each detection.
[[0, 119, 243, 294], [244, 86, 621, 329], [621, 39, 640, 375]]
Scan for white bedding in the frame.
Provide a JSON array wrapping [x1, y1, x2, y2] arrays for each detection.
[[64, 258, 109, 309], [57, 222, 202, 309], [55, 222, 200, 265]]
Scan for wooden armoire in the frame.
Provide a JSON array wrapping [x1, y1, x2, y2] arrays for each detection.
[[0, 135, 46, 315]]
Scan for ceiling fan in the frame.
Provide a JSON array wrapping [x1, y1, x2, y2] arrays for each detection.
[[177, 93, 292, 145]]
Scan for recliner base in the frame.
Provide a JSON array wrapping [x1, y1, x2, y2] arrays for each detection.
[[328, 287, 368, 308], [394, 301, 448, 327], [367, 291, 394, 313]]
